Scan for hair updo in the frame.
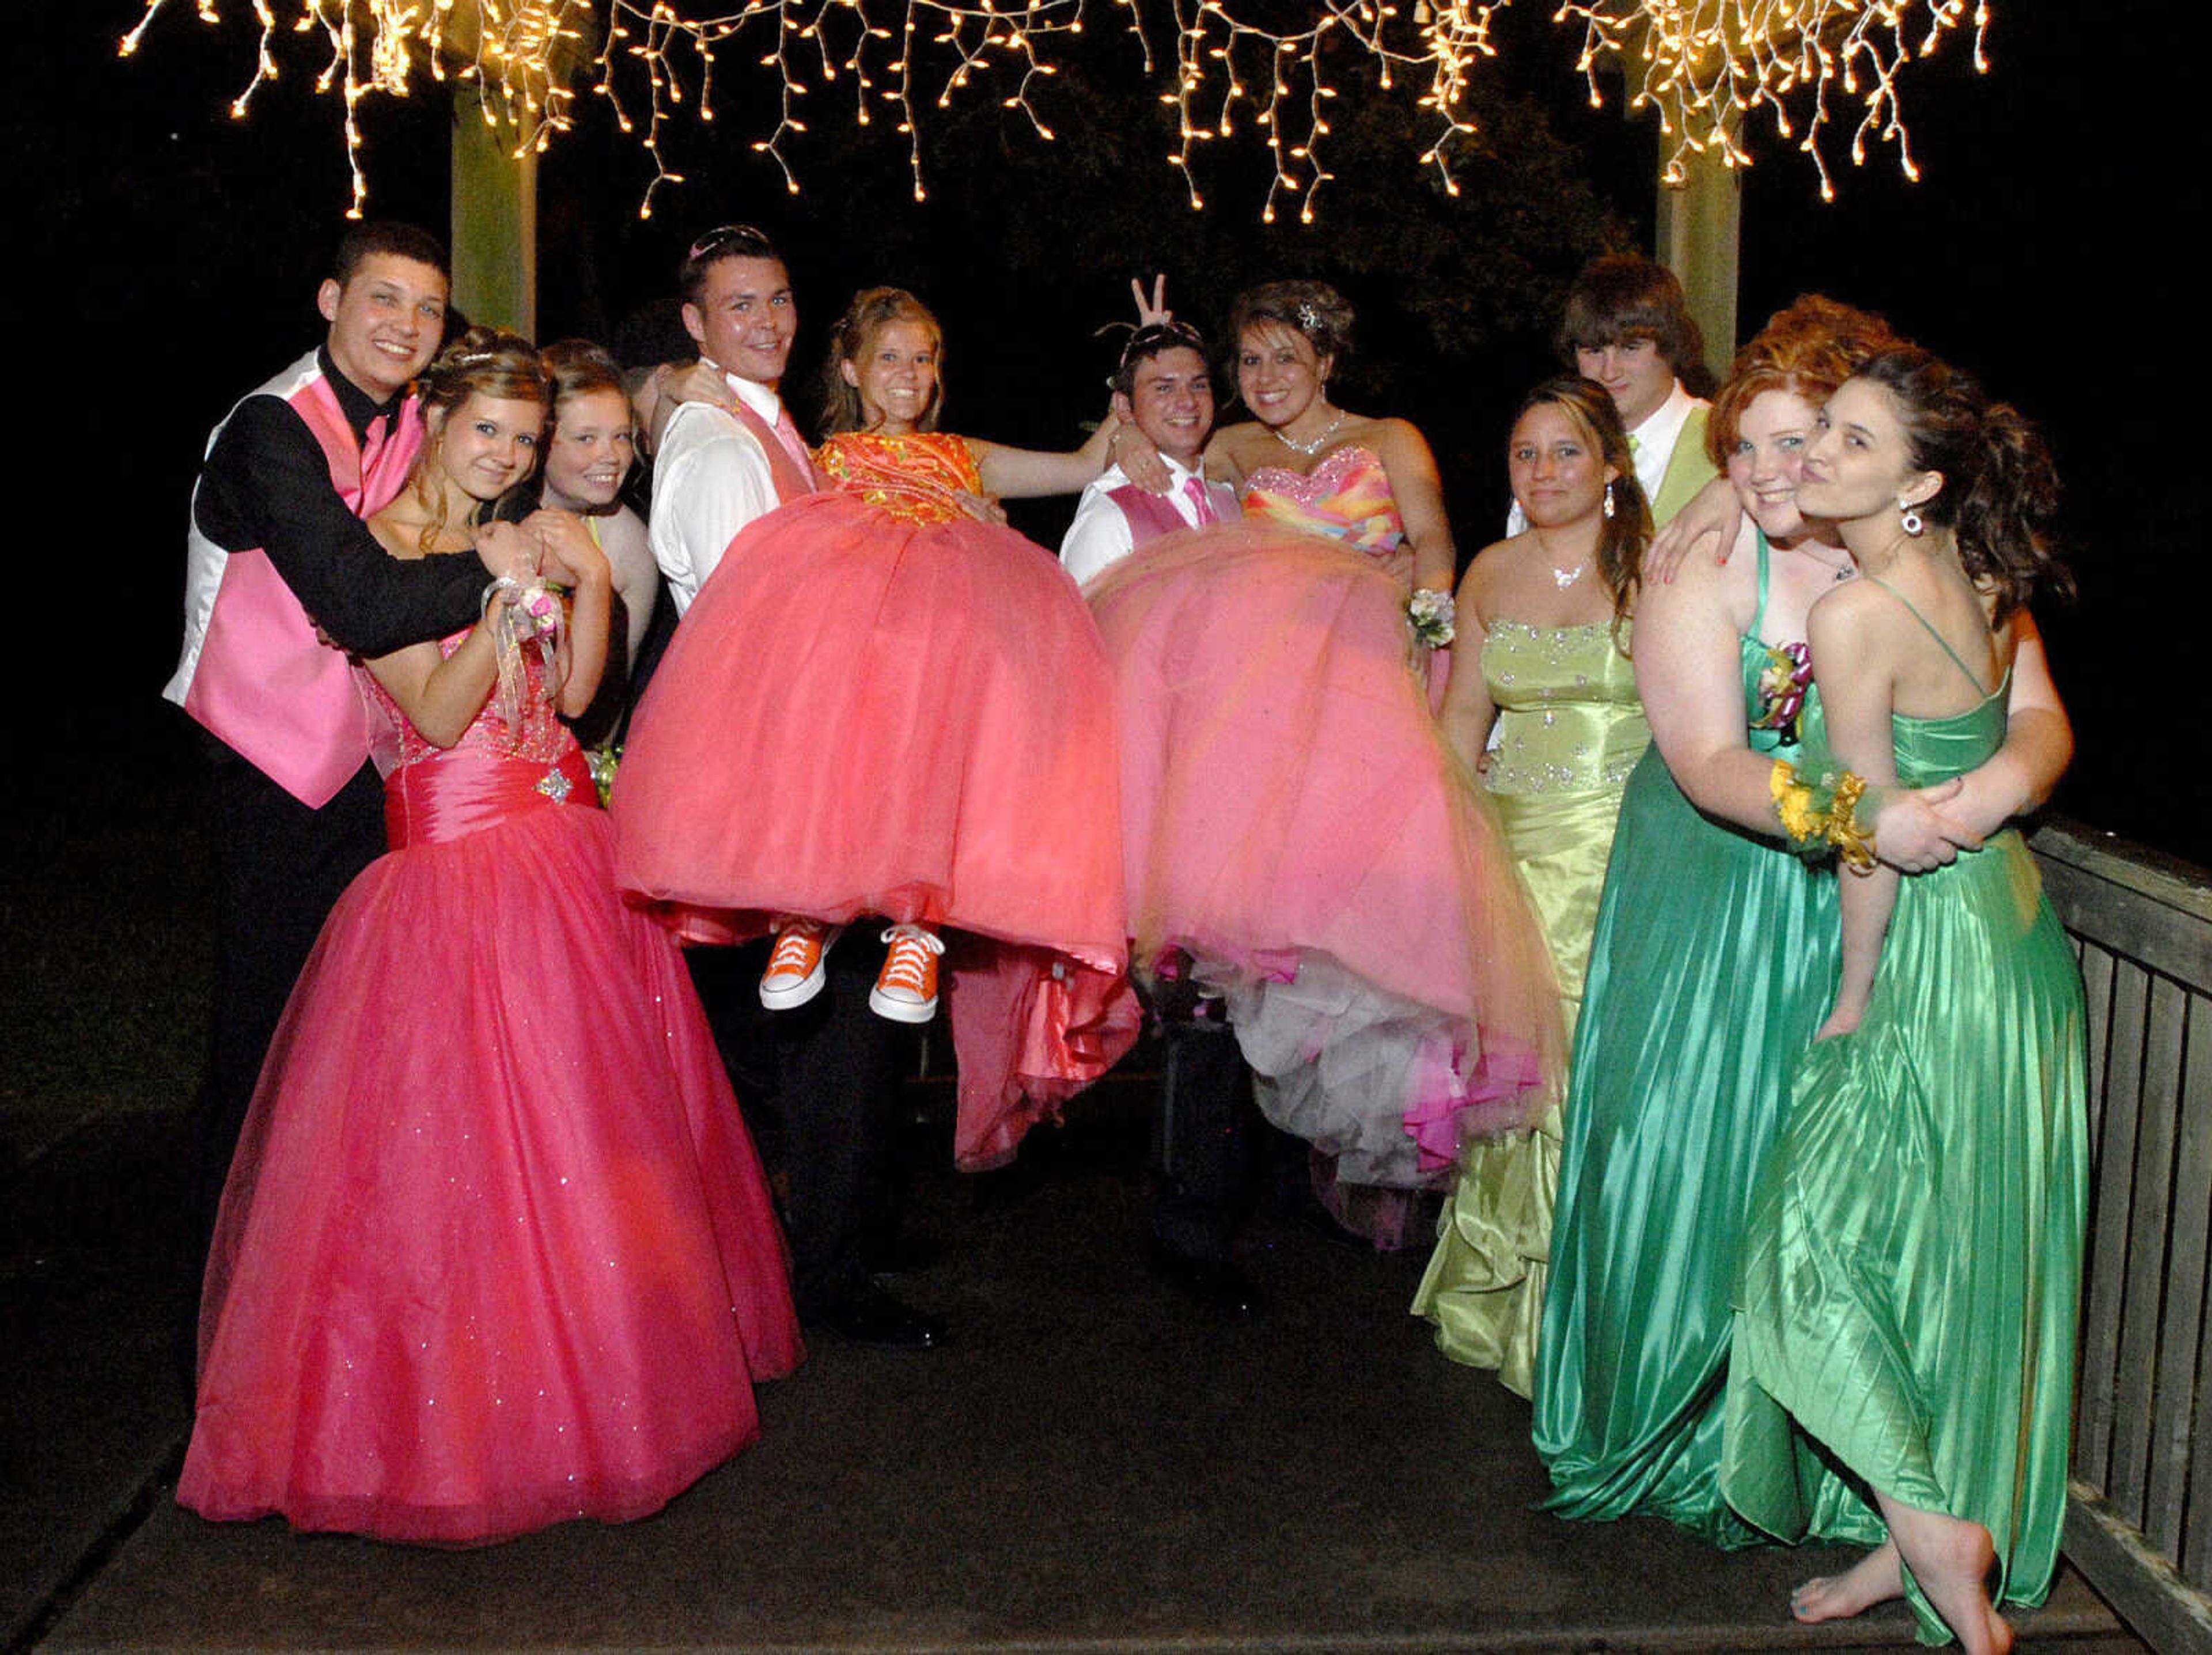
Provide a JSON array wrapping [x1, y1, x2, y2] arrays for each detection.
[[1227, 281, 1355, 368], [1706, 294, 1902, 469], [408, 325, 552, 551], [817, 286, 944, 440], [1855, 344, 2072, 623], [540, 338, 628, 416]]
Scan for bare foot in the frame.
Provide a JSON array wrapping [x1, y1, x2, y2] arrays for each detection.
[[1880, 1496, 2012, 1655], [1793, 1540, 1903, 1622]]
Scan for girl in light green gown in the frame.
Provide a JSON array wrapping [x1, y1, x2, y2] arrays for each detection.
[[1527, 299, 2074, 1545], [1414, 377, 1650, 1395], [1722, 349, 2084, 1654]]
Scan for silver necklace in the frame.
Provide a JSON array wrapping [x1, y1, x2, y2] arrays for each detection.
[[1551, 562, 1586, 590], [1274, 407, 1346, 457]]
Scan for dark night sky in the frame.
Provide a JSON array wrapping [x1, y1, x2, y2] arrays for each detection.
[[18, 1, 2199, 862]]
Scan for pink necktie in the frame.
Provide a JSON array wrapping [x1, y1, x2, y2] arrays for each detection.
[[359, 413, 388, 473], [1184, 475, 1217, 527], [770, 405, 814, 476]]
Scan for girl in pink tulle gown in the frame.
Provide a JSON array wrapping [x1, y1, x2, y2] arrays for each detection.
[[179, 331, 802, 1546], [613, 288, 1140, 1171], [1086, 282, 1562, 1242]]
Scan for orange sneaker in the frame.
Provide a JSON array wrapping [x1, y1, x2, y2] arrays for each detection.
[[760, 918, 843, 1010], [869, 924, 945, 1024]]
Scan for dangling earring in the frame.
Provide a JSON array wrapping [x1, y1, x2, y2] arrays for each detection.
[[1899, 500, 1925, 537], [1602, 482, 1616, 520]]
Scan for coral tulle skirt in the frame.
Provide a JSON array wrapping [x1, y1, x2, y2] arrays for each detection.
[[1087, 524, 1562, 1194], [179, 753, 802, 1545], [612, 491, 1139, 1170]]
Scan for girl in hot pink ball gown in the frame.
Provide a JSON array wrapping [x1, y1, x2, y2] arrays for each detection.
[[613, 287, 1141, 1172], [179, 332, 802, 1547], [1087, 282, 1562, 1242]]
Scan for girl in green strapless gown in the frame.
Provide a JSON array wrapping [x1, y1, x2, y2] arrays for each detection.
[[1414, 377, 1650, 1396], [1721, 351, 2084, 1653]]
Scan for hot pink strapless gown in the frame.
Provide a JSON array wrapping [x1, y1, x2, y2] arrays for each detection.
[[612, 432, 1138, 1172], [1088, 446, 1560, 1200], [179, 641, 802, 1546]]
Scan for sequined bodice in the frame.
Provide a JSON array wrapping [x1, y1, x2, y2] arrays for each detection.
[[1482, 620, 1649, 796], [816, 431, 983, 525], [1241, 445, 1406, 561], [362, 630, 577, 775]]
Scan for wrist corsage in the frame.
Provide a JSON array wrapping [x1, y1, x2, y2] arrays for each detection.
[[1770, 759, 1878, 872], [1407, 588, 1457, 648]]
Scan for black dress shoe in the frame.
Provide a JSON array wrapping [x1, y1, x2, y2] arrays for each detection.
[[1146, 1240, 1263, 1315], [814, 1280, 946, 1349]]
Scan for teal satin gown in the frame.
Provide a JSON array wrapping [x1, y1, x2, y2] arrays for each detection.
[[1723, 638, 2088, 1642], [1532, 536, 1838, 1544], [1413, 619, 1649, 1396]]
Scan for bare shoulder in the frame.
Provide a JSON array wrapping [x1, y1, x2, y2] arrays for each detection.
[[1351, 414, 1431, 460], [1457, 534, 1522, 610], [1806, 575, 1900, 655], [1642, 521, 1753, 629], [1210, 421, 1277, 478]]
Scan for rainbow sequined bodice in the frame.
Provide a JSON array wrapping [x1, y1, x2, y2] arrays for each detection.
[[816, 431, 984, 526], [1241, 445, 1406, 558], [362, 629, 577, 775]]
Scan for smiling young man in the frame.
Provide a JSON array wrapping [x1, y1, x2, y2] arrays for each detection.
[[168, 222, 524, 1248], [645, 224, 816, 615], [1060, 321, 1237, 588]]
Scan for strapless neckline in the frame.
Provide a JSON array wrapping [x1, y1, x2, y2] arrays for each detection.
[[1244, 444, 1383, 503]]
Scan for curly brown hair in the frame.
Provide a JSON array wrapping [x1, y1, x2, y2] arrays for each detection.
[[1854, 346, 2071, 623]]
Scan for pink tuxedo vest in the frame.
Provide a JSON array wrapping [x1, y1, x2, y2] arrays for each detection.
[[165, 353, 424, 808]]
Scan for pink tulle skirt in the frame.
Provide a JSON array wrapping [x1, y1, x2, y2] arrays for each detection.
[[1088, 524, 1562, 1194], [179, 770, 802, 1545], [612, 491, 1139, 1169]]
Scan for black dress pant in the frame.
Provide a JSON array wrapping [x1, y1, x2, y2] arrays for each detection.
[[194, 742, 387, 1253], [687, 930, 903, 1319], [1150, 1010, 1260, 1264]]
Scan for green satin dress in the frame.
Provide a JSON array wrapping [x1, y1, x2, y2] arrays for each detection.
[[1723, 611, 2088, 1643], [1532, 536, 1839, 1544], [1413, 619, 1649, 1396]]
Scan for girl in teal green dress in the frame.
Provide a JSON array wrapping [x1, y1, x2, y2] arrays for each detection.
[[1722, 347, 2084, 1654]]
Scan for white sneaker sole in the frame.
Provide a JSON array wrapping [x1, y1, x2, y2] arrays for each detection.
[[761, 965, 828, 1011], [868, 987, 938, 1024]]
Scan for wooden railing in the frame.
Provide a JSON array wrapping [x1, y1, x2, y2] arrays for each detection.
[[2035, 820, 2212, 1655]]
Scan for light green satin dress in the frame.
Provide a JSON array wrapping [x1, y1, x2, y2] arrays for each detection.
[[1532, 536, 1839, 1544], [1413, 620, 1648, 1396], [1723, 628, 2088, 1643]]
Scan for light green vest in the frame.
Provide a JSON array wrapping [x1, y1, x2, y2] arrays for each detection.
[[1647, 403, 1716, 528]]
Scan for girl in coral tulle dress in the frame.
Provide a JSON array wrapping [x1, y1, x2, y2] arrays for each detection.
[[613, 288, 1139, 1171], [1086, 282, 1562, 1243], [178, 331, 802, 1546]]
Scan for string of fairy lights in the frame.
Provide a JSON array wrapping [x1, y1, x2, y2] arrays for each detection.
[[117, 0, 1991, 221]]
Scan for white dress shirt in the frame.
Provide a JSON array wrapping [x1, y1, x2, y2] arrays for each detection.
[[1060, 455, 1237, 589], [1503, 378, 1702, 537], [649, 372, 794, 616]]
